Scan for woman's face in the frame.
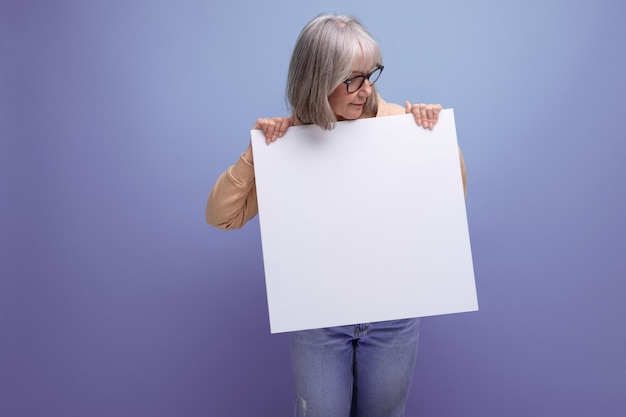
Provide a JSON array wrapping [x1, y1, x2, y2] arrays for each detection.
[[328, 64, 375, 121]]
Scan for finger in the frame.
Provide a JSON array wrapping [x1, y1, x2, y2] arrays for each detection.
[[269, 118, 283, 143], [411, 103, 422, 126], [252, 117, 266, 130], [425, 104, 435, 130], [406, 100, 421, 126], [277, 117, 291, 138], [432, 104, 442, 128], [264, 119, 279, 143], [254, 118, 270, 144], [269, 117, 286, 142], [260, 119, 272, 143], [419, 104, 428, 129], [433, 104, 441, 118], [425, 104, 442, 129]]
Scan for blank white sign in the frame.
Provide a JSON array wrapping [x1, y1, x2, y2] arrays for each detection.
[[251, 109, 477, 333]]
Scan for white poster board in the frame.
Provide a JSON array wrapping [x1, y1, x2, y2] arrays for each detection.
[[251, 110, 477, 333]]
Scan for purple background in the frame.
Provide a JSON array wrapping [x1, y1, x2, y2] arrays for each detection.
[[1, 0, 625, 416]]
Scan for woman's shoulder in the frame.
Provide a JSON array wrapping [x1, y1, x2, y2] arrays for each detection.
[[376, 95, 405, 117]]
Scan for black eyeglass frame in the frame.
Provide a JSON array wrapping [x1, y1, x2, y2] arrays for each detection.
[[342, 64, 384, 93]]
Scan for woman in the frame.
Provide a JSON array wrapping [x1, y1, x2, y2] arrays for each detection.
[[206, 13, 467, 417]]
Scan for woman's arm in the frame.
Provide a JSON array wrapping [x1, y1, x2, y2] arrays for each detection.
[[459, 147, 467, 200], [205, 117, 293, 230], [205, 144, 259, 230]]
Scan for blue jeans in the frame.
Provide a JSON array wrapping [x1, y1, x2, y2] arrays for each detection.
[[290, 318, 420, 417]]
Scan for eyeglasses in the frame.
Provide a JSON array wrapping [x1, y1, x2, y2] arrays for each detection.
[[343, 65, 384, 93]]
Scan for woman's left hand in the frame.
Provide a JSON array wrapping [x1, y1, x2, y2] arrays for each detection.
[[405, 101, 443, 130]]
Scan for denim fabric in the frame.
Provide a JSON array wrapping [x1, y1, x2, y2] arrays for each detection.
[[289, 318, 420, 417]]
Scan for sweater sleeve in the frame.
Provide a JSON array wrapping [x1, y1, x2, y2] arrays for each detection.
[[205, 151, 259, 230]]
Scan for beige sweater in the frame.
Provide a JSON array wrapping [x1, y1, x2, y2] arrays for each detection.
[[206, 97, 467, 230]]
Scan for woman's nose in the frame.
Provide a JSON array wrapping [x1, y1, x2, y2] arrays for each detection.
[[358, 79, 373, 96]]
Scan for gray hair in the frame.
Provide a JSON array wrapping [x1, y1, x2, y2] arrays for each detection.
[[286, 13, 382, 130]]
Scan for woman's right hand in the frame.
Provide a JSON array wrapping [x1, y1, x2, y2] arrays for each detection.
[[253, 117, 294, 144]]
